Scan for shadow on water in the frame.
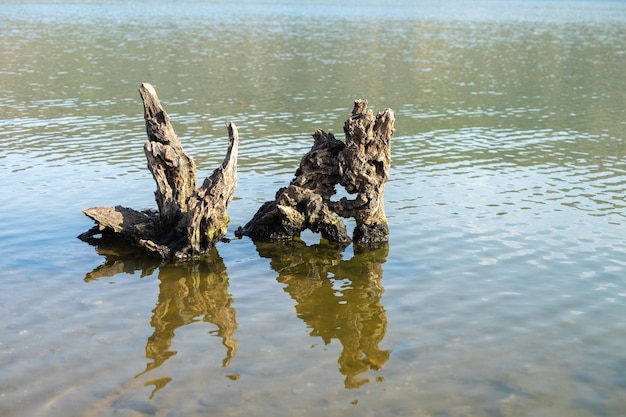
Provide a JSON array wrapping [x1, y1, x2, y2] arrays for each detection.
[[254, 239, 392, 389], [83, 236, 390, 393]]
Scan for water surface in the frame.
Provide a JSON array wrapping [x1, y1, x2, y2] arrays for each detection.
[[1, 1, 626, 416]]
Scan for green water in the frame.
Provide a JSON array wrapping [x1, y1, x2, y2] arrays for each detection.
[[1, 1, 626, 416]]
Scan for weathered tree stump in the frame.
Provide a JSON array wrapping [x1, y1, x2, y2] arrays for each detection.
[[332, 99, 395, 244], [79, 83, 238, 260], [241, 99, 394, 245], [240, 128, 351, 244]]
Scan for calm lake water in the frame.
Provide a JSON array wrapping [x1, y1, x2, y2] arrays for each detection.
[[1, 1, 626, 416]]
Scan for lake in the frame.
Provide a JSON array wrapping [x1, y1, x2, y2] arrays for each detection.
[[1, 0, 626, 416]]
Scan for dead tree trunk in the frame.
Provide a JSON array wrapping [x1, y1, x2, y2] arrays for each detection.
[[241, 99, 394, 246], [331, 99, 395, 244], [79, 83, 238, 260], [140, 82, 197, 229]]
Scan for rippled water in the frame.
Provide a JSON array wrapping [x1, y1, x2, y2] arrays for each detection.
[[1, 1, 626, 416]]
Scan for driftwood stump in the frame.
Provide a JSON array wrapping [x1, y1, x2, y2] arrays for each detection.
[[241, 99, 394, 245], [79, 83, 238, 260]]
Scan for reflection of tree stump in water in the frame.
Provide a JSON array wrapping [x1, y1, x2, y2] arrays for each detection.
[[82, 245, 238, 398], [255, 240, 391, 388], [82, 236, 161, 282], [136, 248, 238, 395]]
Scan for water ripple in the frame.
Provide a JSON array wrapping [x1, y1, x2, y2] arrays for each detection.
[[392, 128, 626, 219]]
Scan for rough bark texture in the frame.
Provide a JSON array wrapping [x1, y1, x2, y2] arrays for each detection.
[[140, 83, 198, 228], [332, 99, 395, 244], [240, 129, 351, 244], [242, 99, 394, 245], [80, 83, 238, 260]]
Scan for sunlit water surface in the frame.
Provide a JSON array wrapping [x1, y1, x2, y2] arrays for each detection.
[[1, 1, 626, 416]]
